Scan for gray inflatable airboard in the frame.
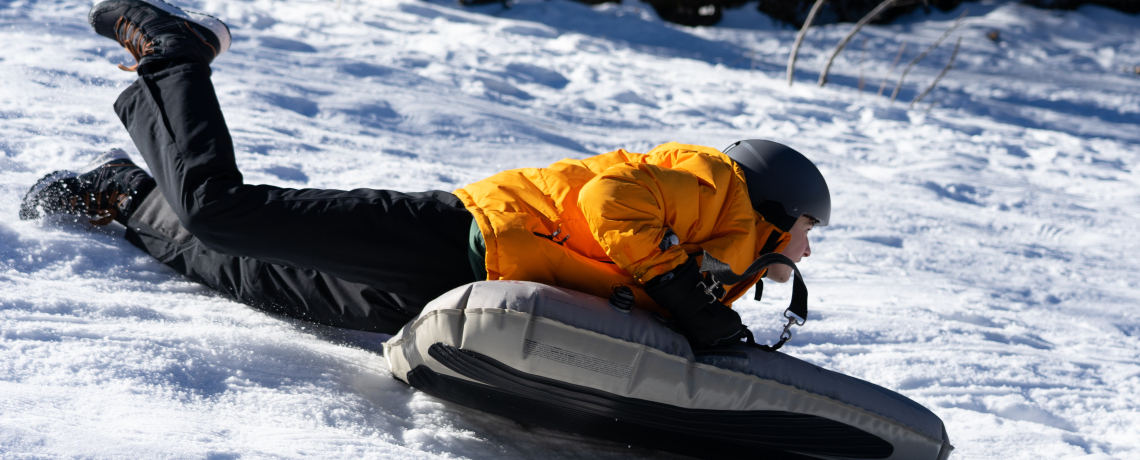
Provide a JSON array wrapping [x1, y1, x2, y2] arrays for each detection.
[[385, 281, 954, 460]]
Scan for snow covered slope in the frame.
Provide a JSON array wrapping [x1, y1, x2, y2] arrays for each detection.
[[1, 0, 1138, 458]]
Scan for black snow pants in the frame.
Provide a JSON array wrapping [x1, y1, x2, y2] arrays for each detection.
[[114, 62, 477, 334]]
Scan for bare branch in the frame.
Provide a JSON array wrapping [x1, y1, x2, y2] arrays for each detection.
[[910, 36, 961, 108], [890, 9, 967, 103], [818, 0, 902, 87], [787, 0, 828, 87], [877, 41, 907, 97]]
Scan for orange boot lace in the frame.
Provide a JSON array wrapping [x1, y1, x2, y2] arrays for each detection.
[[72, 190, 129, 226], [113, 17, 217, 72], [114, 16, 155, 72]]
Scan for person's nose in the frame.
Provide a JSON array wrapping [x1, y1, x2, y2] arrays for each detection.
[[803, 240, 811, 258]]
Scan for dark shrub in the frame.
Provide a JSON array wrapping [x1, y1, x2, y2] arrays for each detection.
[[455, 0, 1135, 26], [756, 0, 966, 28], [642, 0, 747, 26], [1022, 0, 1139, 14]]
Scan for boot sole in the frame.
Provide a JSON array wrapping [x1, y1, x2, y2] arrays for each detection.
[[19, 149, 134, 221], [89, 0, 231, 56]]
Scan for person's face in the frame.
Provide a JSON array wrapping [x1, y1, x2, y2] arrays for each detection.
[[763, 215, 816, 283], [781, 215, 815, 263]]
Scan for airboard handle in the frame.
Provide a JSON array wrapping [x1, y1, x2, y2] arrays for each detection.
[[698, 251, 809, 351]]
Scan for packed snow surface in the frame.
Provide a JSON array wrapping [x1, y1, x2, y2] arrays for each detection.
[[2, 0, 1139, 458]]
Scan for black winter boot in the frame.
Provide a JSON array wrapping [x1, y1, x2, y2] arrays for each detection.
[[20, 149, 157, 226], [88, 0, 230, 72]]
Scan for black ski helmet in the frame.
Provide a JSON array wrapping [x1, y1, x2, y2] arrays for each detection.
[[722, 139, 831, 232]]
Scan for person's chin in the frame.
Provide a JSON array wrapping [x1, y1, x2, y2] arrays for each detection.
[[768, 272, 791, 283]]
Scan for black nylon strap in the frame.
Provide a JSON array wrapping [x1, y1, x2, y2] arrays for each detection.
[[753, 230, 782, 302], [743, 328, 788, 352], [697, 251, 808, 324], [759, 229, 783, 255]]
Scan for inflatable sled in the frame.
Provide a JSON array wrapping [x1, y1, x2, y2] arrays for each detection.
[[384, 281, 954, 459]]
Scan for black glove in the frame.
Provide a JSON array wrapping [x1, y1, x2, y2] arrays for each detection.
[[645, 258, 748, 349]]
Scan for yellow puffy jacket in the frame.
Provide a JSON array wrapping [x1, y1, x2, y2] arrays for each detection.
[[453, 142, 789, 314]]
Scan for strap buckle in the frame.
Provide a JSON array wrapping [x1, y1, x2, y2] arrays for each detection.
[[784, 309, 806, 326], [697, 279, 722, 304], [780, 310, 805, 341], [778, 316, 795, 342]]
